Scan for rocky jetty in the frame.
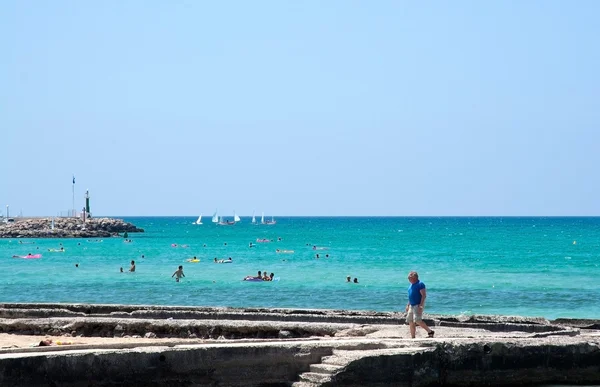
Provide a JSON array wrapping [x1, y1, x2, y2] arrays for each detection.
[[0, 217, 144, 238]]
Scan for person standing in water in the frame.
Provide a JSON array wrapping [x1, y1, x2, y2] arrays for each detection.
[[129, 260, 136, 272], [405, 271, 434, 339], [172, 265, 185, 282]]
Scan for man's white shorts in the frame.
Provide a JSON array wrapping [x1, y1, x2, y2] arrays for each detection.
[[406, 305, 422, 324]]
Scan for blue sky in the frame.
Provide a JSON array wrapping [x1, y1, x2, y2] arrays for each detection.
[[1, 1, 599, 216]]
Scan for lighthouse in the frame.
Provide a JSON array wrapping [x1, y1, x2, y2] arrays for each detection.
[[85, 190, 91, 219], [82, 190, 91, 222]]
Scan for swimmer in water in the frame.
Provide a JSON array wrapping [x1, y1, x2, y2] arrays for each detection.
[[172, 265, 185, 282]]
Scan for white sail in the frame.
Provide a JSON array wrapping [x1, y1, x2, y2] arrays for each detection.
[[51, 218, 55, 230], [251, 211, 256, 224], [234, 211, 241, 223], [195, 214, 202, 225], [261, 212, 265, 224], [212, 210, 218, 223]]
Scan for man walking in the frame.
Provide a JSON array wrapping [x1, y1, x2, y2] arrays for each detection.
[[406, 271, 435, 338]]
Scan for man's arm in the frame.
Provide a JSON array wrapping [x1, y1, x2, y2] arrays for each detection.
[[419, 288, 427, 308]]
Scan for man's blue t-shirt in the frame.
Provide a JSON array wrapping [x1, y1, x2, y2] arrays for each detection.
[[408, 281, 425, 306]]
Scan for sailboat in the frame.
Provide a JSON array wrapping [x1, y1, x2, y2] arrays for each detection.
[[251, 211, 256, 225], [51, 218, 55, 230], [194, 214, 202, 225], [218, 214, 236, 225], [212, 210, 219, 223], [261, 212, 276, 225], [234, 211, 241, 223]]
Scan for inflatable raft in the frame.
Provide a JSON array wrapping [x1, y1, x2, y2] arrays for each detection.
[[13, 254, 42, 259]]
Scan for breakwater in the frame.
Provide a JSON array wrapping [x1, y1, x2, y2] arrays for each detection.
[[0, 217, 144, 238]]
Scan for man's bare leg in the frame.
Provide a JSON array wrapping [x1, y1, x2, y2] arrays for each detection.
[[409, 322, 416, 338], [417, 321, 434, 336], [418, 321, 431, 332]]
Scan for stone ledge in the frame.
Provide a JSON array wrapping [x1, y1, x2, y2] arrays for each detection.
[[1, 336, 599, 386], [0, 304, 598, 386]]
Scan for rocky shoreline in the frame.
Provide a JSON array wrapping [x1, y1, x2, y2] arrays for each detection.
[[0, 303, 599, 386], [0, 217, 144, 238], [2, 303, 597, 339]]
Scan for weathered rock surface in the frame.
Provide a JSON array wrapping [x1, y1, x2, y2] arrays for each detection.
[[323, 339, 600, 387], [0, 217, 143, 238], [0, 303, 588, 339], [0, 303, 599, 386]]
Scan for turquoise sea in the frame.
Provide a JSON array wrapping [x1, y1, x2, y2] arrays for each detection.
[[1, 217, 599, 320]]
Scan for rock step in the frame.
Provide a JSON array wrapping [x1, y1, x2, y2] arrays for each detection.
[[298, 372, 332, 384], [290, 381, 320, 387], [320, 354, 348, 366], [309, 363, 344, 374], [321, 349, 367, 365]]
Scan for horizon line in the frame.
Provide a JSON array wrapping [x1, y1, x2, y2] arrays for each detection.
[[90, 215, 600, 218]]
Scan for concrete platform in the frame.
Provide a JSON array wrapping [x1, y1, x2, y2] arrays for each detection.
[[0, 303, 599, 386]]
